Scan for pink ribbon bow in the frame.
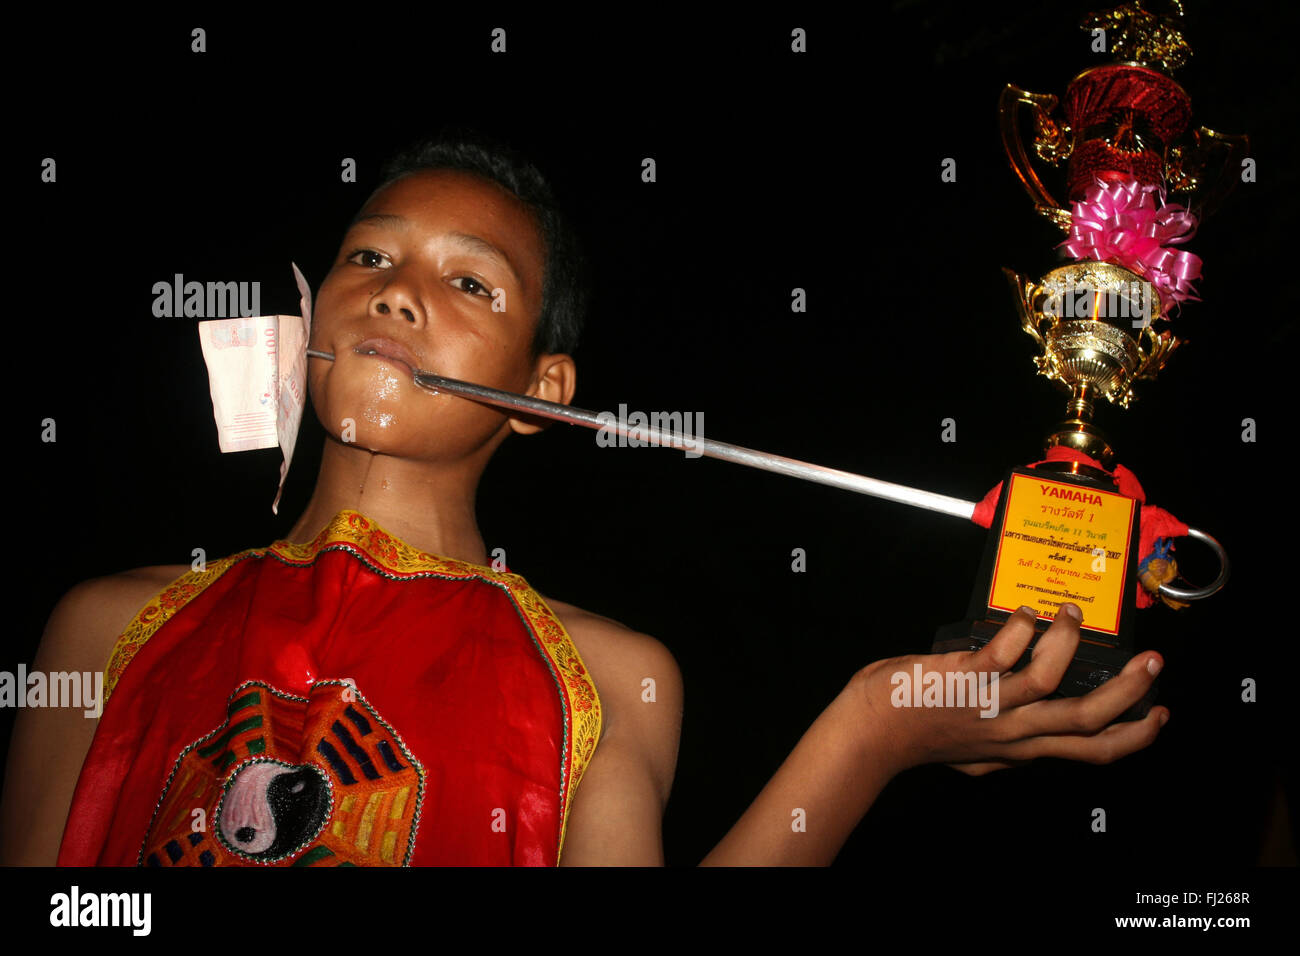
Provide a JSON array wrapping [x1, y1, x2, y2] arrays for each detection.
[[1059, 177, 1203, 316]]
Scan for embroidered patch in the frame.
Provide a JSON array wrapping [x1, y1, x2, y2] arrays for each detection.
[[139, 679, 424, 867]]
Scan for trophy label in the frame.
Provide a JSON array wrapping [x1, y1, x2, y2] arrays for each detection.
[[987, 472, 1137, 636]]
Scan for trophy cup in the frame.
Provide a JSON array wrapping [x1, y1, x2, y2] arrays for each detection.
[[932, 0, 1242, 721]]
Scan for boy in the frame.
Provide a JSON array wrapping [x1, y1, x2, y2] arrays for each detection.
[[0, 134, 1168, 866]]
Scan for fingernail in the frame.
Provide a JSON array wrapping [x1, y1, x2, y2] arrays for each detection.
[[1147, 657, 1162, 677], [1159, 711, 1169, 727], [1017, 605, 1037, 618], [1060, 603, 1082, 621]]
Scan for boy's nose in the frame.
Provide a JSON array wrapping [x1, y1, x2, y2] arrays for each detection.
[[367, 271, 430, 330], [374, 300, 419, 325]]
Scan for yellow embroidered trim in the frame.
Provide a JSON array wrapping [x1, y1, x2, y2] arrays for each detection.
[[99, 509, 603, 865], [265, 509, 512, 579], [511, 588, 603, 865]]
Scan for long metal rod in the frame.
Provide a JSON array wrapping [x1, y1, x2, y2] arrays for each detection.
[[306, 349, 977, 520]]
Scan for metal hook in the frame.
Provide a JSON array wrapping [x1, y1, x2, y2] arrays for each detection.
[[1157, 527, 1229, 601]]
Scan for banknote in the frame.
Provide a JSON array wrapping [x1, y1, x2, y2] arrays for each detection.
[[197, 264, 313, 514], [199, 315, 280, 453]]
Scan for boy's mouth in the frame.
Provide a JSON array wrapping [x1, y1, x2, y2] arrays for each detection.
[[352, 337, 422, 378]]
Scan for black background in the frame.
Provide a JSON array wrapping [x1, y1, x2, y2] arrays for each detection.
[[4, 0, 1296, 901]]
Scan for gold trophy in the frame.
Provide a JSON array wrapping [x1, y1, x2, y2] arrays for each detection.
[[998, 0, 1246, 472], [932, 1, 1240, 718]]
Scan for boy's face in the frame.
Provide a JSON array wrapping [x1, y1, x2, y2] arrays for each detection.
[[308, 169, 554, 461]]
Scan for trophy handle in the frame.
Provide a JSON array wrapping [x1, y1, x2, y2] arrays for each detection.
[[1003, 268, 1050, 349], [998, 84, 1073, 231], [1156, 527, 1230, 601], [1167, 125, 1252, 221], [1134, 323, 1180, 381]]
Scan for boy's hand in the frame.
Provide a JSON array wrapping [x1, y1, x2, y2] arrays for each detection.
[[852, 604, 1168, 777]]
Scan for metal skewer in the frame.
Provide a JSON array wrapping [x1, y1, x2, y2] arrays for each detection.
[[307, 348, 976, 520], [305, 347, 1227, 598]]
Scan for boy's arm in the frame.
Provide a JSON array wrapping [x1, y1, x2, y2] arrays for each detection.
[[555, 615, 886, 866], [0, 579, 121, 865], [557, 624, 682, 866], [0, 567, 188, 866], [701, 606, 1167, 865], [698, 682, 892, 866]]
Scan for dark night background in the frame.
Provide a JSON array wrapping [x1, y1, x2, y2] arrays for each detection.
[[3, 0, 1296, 913]]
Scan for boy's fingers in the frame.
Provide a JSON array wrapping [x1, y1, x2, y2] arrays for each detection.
[[998, 605, 1082, 709], [1009, 649, 1165, 737], [972, 606, 1038, 674], [997, 704, 1168, 764]]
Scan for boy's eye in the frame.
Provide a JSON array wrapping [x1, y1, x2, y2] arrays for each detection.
[[347, 249, 390, 269], [450, 276, 492, 297]]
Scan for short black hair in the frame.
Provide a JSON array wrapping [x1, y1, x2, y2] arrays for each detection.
[[373, 130, 588, 357]]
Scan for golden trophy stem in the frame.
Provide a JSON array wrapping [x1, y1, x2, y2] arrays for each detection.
[[1041, 383, 1117, 482], [1065, 385, 1094, 422]]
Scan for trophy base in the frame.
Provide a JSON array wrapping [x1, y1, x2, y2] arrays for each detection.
[[933, 618, 1156, 723]]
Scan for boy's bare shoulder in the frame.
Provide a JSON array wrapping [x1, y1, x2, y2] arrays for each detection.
[[72, 564, 192, 614], [540, 596, 677, 671], [52, 565, 192, 659], [538, 596, 682, 730]]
